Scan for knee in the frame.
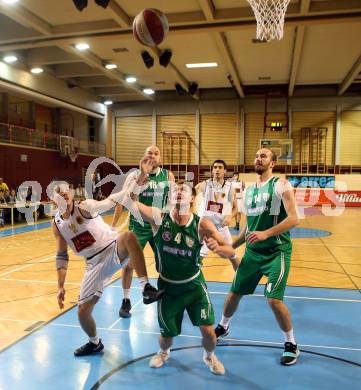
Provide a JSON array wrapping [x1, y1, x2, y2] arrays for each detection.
[[268, 298, 282, 310], [120, 231, 136, 243], [78, 304, 90, 318], [200, 325, 216, 339]]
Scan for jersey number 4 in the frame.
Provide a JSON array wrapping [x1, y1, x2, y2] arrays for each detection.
[[174, 232, 182, 244]]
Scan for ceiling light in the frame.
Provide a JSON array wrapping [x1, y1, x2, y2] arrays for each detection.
[[104, 100, 113, 105], [31, 67, 44, 74], [75, 43, 90, 51], [159, 49, 172, 68], [186, 62, 218, 68], [141, 51, 154, 69], [95, 0, 110, 8], [105, 63, 117, 69], [188, 82, 199, 95], [143, 88, 155, 95], [2, 0, 19, 4], [175, 83, 186, 96], [126, 76, 137, 83], [72, 0, 87, 11], [3, 55, 17, 63]]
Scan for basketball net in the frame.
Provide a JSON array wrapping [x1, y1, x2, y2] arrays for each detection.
[[247, 0, 291, 41]]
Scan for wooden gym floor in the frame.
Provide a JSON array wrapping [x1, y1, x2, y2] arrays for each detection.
[[0, 208, 360, 351]]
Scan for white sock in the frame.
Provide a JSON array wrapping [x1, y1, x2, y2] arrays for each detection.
[[283, 329, 296, 344], [89, 336, 99, 345], [204, 350, 214, 359], [160, 348, 170, 355], [220, 315, 232, 328], [139, 276, 148, 290], [123, 289, 131, 300]]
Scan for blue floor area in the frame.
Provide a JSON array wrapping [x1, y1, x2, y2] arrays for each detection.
[[1, 282, 360, 390], [2, 221, 331, 240], [229, 227, 331, 238]]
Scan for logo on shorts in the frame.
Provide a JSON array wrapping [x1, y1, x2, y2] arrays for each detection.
[[185, 236, 195, 248], [201, 309, 207, 319], [162, 230, 172, 241]]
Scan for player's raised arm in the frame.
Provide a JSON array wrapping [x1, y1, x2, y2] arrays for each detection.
[[199, 217, 239, 270]]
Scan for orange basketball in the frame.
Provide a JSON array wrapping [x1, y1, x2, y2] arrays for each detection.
[[132, 8, 169, 47]]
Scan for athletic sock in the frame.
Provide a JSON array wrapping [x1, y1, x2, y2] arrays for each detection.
[[89, 336, 100, 345], [220, 315, 232, 328], [123, 289, 131, 300], [283, 329, 296, 344], [139, 276, 148, 290], [204, 350, 214, 359]]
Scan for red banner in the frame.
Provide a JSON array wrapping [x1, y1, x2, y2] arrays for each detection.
[[294, 189, 361, 207]]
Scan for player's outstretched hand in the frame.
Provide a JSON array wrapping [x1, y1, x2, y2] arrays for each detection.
[[57, 287, 65, 309], [246, 231, 268, 244]]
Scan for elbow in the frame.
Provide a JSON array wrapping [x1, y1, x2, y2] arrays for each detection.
[[293, 216, 300, 227]]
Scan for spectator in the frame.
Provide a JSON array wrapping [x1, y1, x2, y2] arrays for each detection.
[[0, 177, 9, 193], [0, 189, 10, 225], [8, 188, 17, 203], [91, 172, 102, 201]]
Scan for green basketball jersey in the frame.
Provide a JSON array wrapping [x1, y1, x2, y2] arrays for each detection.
[[244, 176, 291, 253], [154, 212, 203, 292], [129, 167, 170, 231]]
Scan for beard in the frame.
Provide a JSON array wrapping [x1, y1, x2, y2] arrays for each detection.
[[255, 165, 266, 174]]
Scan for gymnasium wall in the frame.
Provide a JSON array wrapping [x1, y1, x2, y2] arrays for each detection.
[[0, 143, 95, 197], [113, 96, 361, 168]]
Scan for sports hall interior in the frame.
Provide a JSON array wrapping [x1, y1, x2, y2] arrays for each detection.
[[0, 1, 360, 389]]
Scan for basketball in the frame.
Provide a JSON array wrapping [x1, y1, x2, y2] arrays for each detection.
[[132, 8, 169, 47]]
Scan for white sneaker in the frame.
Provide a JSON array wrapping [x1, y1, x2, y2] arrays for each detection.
[[203, 352, 225, 375], [149, 350, 170, 368]]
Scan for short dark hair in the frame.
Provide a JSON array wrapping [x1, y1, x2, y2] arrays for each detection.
[[212, 159, 227, 170], [176, 180, 196, 197]]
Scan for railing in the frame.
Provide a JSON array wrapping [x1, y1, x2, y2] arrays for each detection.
[[0, 122, 105, 156]]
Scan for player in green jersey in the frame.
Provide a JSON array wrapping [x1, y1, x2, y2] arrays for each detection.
[[210, 148, 301, 366], [122, 156, 239, 375], [111, 145, 174, 317]]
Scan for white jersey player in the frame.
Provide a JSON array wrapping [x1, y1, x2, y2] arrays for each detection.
[[53, 183, 162, 357], [228, 172, 245, 230], [195, 160, 238, 258]]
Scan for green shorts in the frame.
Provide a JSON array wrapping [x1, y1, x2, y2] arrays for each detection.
[[230, 247, 291, 301], [157, 280, 215, 337]]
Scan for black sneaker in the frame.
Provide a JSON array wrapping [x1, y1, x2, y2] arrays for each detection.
[[215, 324, 229, 339], [119, 298, 132, 318], [143, 283, 164, 304], [74, 339, 104, 357], [280, 342, 300, 365]]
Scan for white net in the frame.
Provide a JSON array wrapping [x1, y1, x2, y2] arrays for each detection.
[[247, 0, 291, 41]]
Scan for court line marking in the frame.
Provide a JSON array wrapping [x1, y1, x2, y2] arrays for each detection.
[[108, 298, 143, 329], [48, 323, 361, 352], [1, 278, 361, 302], [0, 256, 54, 278], [1, 317, 360, 352]]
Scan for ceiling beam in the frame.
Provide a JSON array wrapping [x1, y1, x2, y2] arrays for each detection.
[[288, 26, 305, 96], [288, 0, 310, 96], [54, 63, 106, 78], [93, 86, 131, 96], [338, 53, 361, 95], [0, 10, 361, 51], [26, 47, 82, 65], [59, 44, 154, 100], [0, 3, 52, 35], [106, 0, 131, 27], [199, 0, 244, 98], [76, 77, 122, 88]]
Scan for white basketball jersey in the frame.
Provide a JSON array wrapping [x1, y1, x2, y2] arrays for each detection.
[[232, 181, 244, 199], [54, 205, 117, 260], [199, 179, 233, 227]]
